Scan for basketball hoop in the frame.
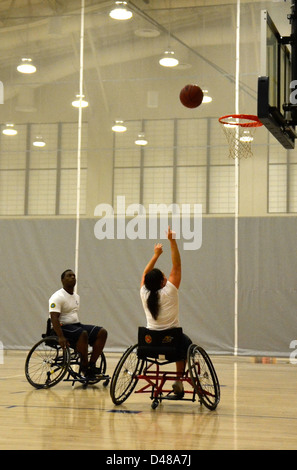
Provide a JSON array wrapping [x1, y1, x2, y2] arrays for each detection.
[[219, 114, 263, 159]]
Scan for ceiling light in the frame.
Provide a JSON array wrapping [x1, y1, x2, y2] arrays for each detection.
[[112, 120, 127, 132], [72, 94, 88, 108], [2, 124, 17, 136], [202, 89, 213, 103], [33, 136, 46, 147], [159, 49, 179, 67], [17, 58, 36, 74], [240, 131, 254, 143], [109, 1, 133, 20], [224, 123, 237, 128], [135, 132, 148, 146]]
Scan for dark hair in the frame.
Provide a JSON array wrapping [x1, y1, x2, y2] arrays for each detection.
[[144, 268, 164, 320], [61, 269, 73, 281]]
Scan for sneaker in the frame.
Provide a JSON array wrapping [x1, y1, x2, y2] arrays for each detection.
[[85, 364, 103, 380], [172, 381, 184, 398]]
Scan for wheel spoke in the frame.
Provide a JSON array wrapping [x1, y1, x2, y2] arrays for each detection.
[[187, 344, 220, 410], [110, 345, 143, 405], [25, 338, 70, 389]]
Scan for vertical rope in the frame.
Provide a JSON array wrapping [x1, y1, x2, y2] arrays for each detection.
[[234, 0, 241, 356], [74, 0, 85, 291]]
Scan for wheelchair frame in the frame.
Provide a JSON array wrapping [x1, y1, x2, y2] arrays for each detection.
[[25, 320, 110, 389], [110, 337, 220, 410]]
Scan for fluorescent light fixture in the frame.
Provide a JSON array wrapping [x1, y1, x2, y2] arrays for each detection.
[[159, 49, 179, 67], [33, 136, 46, 147], [109, 1, 133, 20], [2, 124, 17, 136], [17, 58, 36, 74], [135, 132, 148, 146], [72, 94, 88, 108], [112, 120, 127, 132]]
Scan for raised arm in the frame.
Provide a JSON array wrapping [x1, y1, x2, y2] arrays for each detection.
[[167, 227, 181, 289], [140, 243, 163, 287]]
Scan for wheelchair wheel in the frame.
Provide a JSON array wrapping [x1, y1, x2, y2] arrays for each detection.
[[25, 337, 71, 389], [110, 344, 144, 405], [187, 343, 220, 410]]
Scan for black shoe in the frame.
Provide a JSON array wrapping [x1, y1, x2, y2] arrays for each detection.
[[85, 364, 103, 380]]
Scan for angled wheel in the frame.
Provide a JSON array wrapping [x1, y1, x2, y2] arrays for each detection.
[[110, 344, 144, 405], [25, 337, 71, 389], [187, 343, 220, 410]]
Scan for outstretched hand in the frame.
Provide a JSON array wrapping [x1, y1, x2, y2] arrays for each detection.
[[166, 226, 176, 241], [154, 243, 163, 256]]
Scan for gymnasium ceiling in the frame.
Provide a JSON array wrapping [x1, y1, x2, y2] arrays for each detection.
[[0, 0, 293, 126]]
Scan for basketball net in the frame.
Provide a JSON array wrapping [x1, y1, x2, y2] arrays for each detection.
[[219, 114, 263, 159]]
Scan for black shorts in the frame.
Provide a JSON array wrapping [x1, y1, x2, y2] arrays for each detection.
[[60, 323, 102, 349]]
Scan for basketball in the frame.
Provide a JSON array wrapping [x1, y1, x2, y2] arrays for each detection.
[[179, 84, 204, 108]]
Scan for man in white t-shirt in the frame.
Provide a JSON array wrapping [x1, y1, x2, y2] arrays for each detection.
[[49, 269, 107, 378], [140, 227, 192, 398]]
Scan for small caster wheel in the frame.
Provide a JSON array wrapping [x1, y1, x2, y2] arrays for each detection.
[[103, 378, 110, 387], [151, 399, 159, 410], [83, 380, 89, 389]]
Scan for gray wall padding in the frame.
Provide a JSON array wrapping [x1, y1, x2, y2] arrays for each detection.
[[0, 217, 296, 357]]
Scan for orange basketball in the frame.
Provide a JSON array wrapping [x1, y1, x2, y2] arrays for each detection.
[[180, 84, 204, 108]]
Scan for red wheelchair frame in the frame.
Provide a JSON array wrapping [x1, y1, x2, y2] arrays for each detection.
[[110, 328, 220, 410]]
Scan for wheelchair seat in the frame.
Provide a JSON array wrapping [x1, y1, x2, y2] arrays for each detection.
[[137, 327, 186, 361]]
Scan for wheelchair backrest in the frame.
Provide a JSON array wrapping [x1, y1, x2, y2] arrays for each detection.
[[137, 327, 184, 361], [42, 318, 53, 339]]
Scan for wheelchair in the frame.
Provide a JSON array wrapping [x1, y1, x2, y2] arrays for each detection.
[[110, 327, 220, 410], [25, 319, 110, 389]]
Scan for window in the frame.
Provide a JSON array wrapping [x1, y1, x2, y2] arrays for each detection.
[[113, 117, 235, 214], [0, 122, 87, 216], [267, 134, 297, 213]]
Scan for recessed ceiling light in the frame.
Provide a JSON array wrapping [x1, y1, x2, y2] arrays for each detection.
[[112, 120, 127, 132], [159, 49, 179, 67], [202, 90, 213, 103], [2, 124, 17, 136], [72, 94, 88, 108], [109, 1, 133, 20], [33, 136, 46, 147], [17, 58, 36, 74], [135, 132, 148, 146]]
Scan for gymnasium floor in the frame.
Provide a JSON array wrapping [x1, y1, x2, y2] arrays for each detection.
[[0, 350, 296, 450]]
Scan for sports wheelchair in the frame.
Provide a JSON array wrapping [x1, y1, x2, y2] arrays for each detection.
[[110, 327, 220, 410], [25, 319, 110, 389]]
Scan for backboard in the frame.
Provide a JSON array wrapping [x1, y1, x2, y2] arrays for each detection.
[[258, 10, 296, 149]]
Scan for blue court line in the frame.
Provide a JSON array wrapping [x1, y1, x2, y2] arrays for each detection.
[[2, 402, 297, 422], [107, 409, 142, 414], [0, 403, 142, 413]]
